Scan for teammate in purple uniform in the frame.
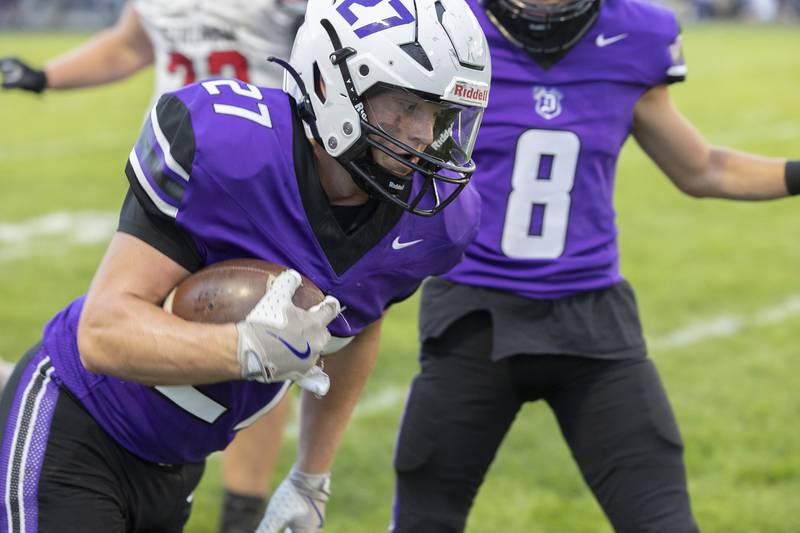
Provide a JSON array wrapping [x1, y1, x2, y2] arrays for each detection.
[[391, 0, 800, 532], [0, 1, 491, 531]]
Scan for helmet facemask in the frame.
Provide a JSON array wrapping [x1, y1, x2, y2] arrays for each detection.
[[282, 0, 491, 216], [485, 0, 601, 67], [339, 84, 484, 217]]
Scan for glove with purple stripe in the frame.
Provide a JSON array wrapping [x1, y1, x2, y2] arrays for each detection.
[[236, 269, 340, 396], [256, 466, 330, 533]]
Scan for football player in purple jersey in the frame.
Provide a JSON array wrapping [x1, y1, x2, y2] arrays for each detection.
[[391, 1, 799, 532], [1, 3, 308, 531], [0, 1, 491, 532]]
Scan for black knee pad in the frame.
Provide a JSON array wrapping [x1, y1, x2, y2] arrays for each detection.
[[393, 377, 467, 533], [394, 375, 441, 480]]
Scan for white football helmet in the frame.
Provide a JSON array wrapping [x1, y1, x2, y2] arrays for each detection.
[[278, 0, 491, 216]]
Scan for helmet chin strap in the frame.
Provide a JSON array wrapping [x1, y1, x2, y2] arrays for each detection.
[[267, 56, 324, 146], [348, 156, 412, 199], [268, 56, 403, 203]]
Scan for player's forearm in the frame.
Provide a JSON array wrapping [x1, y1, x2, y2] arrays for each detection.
[[45, 29, 153, 89], [691, 148, 789, 200], [296, 320, 382, 474], [77, 294, 241, 386], [633, 86, 791, 200]]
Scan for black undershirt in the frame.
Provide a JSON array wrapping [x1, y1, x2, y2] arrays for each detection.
[[117, 189, 379, 270], [117, 189, 203, 272], [328, 201, 378, 235]]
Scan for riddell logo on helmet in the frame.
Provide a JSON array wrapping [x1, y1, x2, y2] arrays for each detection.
[[449, 81, 489, 107], [354, 102, 368, 121]]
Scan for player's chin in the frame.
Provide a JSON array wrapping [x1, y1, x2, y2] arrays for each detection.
[[377, 155, 414, 178], [387, 165, 413, 178]]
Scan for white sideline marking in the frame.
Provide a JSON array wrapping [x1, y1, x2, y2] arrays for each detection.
[[649, 295, 800, 350], [0, 211, 117, 264], [283, 295, 800, 438], [284, 386, 408, 439], [2, 212, 799, 439]]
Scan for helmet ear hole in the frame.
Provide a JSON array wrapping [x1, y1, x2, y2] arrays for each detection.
[[313, 62, 326, 103]]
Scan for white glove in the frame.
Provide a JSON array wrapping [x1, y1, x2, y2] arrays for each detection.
[[236, 270, 339, 396], [295, 365, 331, 397], [256, 466, 330, 533]]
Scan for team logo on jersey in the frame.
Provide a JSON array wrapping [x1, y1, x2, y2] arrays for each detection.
[[337, 0, 415, 38], [667, 36, 688, 78], [533, 86, 563, 120], [669, 36, 685, 64]]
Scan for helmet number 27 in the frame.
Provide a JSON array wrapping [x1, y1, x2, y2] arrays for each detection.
[[501, 129, 580, 260]]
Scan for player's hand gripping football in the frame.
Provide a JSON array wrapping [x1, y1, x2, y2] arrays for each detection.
[[236, 269, 340, 396], [0, 57, 47, 93], [256, 466, 330, 533]]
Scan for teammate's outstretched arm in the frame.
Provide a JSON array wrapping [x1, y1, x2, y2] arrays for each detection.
[[632, 84, 795, 200], [256, 318, 384, 532], [1, 3, 153, 93]]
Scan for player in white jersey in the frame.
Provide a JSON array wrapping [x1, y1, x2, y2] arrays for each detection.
[[0, 0, 303, 96], [0, 2, 305, 532], [134, 0, 303, 99]]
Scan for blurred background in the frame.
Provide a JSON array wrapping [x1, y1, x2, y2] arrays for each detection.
[[1, 1, 799, 532], [2, 0, 800, 28]]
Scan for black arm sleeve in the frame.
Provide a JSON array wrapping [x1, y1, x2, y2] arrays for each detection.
[[117, 188, 204, 272]]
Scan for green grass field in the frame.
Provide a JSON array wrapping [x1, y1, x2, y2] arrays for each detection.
[[1, 24, 799, 532]]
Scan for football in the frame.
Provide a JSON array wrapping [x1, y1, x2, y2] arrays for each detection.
[[163, 259, 324, 323]]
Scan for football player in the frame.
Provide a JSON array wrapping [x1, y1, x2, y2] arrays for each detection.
[[0, 0, 303, 99], [0, 1, 490, 531], [390, 0, 799, 532], [0, 2, 306, 530]]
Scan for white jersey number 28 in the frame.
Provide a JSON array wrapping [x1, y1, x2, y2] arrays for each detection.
[[168, 50, 250, 85], [500, 129, 580, 260]]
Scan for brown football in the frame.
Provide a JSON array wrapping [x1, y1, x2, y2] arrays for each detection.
[[163, 259, 324, 323]]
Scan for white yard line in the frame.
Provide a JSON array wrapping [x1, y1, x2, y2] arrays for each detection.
[[2, 212, 798, 439], [648, 295, 800, 350], [284, 386, 408, 439], [0, 211, 117, 264], [312, 296, 800, 437], [283, 294, 800, 438]]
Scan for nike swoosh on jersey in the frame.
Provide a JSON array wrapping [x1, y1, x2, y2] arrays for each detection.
[[392, 236, 423, 250], [595, 33, 629, 47], [268, 332, 311, 359]]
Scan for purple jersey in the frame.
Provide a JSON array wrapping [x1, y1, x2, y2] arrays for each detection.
[[41, 81, 480, 464], [444, 0, 686, 299]]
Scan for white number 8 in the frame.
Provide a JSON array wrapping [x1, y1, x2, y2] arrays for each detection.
[[500, 129, 580, 260]]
